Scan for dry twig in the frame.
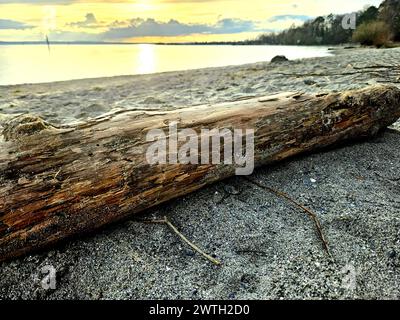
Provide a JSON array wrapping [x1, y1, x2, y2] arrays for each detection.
[[244, 177, 331, 256], [135, 216, 221, 266]]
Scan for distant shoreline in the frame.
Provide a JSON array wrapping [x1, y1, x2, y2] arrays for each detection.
[[0, 41, 349, 47]]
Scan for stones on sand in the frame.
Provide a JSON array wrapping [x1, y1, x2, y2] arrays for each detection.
[[304, 79, 317, 86], [271, 55, 289, 63]]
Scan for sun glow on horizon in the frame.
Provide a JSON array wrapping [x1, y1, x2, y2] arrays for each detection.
[[135, 0, 157, 12]]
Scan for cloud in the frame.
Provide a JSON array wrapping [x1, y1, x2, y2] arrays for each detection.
[[267, 15, 312, 23], [102, 19, 211, 39], [0, 19, 33, 29], [44, 15, 267, 41], [101, 17, 258, 40], [67, 13, 103, 28], [214, 18, 255, 34]]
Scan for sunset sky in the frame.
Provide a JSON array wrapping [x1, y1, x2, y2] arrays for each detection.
[[0, 0, 382, 43]]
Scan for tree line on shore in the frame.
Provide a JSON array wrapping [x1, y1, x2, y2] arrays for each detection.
[[248, 0, 400, 47]]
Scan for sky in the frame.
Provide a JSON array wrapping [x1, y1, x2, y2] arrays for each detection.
[[0, 0, 383, 43]]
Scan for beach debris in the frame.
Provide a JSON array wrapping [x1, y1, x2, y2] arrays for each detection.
[[304, 79, 317, 85], [136, 216, 221, 266], [1, 85, 400, 262], [224, 184, 241, 195], [271, 55, 289, 63], [244, 177, 331, 256], [45, 35, 50, 53], [213, 190, 226, 204]]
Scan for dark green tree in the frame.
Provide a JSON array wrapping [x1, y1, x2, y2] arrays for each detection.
[[357, 6, 379, 26], [378, 0, 400, 40]]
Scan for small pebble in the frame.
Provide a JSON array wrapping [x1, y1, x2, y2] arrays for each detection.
[[224, 185, 241, 195], [184, 249, 195, 257], [388, 250, 396, 259], [304, 79, 317, 85]]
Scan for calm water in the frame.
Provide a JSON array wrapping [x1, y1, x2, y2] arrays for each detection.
[[0, 44, 332, 85]]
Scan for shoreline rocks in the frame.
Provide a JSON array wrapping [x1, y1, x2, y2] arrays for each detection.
[[271, 55, 289, 63]]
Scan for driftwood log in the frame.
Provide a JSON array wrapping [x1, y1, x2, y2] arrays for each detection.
[[1, 84, 400, 262]]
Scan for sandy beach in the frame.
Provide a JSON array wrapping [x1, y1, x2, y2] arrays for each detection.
[[0, 47, 400, 299]]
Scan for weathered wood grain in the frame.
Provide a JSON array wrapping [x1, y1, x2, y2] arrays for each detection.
[[1, 84, 399, 262]]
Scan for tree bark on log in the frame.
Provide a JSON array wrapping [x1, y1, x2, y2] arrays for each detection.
[[1, 84, 400, 262]]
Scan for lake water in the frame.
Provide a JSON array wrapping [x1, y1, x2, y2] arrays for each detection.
[[0, 44, 332, 85]]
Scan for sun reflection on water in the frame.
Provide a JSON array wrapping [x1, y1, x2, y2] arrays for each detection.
[[136, 44, 156, 74]]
